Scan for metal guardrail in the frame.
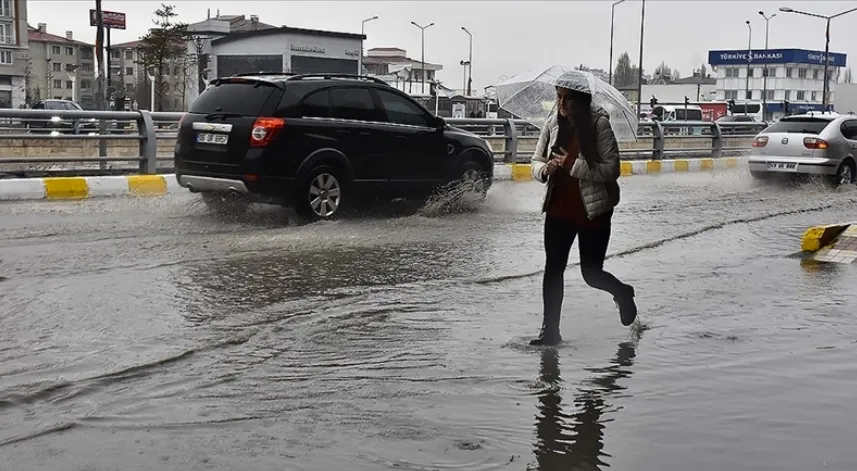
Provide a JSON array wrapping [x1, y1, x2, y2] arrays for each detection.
[[0, 109, 768, 177]]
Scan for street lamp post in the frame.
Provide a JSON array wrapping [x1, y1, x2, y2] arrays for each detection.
[[461, 27, 472, 96], [635, 0, 645, 118], [411, 21, 434, 94], [360, 16, 378, 76], [758, 11, 776, 121], [745, 20, 752, 107], [608, 0, 626, 86], [779, 6, 857, 109]]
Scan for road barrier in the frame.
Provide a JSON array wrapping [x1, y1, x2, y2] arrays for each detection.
[[0, 109, 767, 178]]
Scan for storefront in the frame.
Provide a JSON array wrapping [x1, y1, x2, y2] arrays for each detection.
[[209, 26, 364, 77]]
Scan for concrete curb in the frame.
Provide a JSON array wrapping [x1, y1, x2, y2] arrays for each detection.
[[800, 223, 852, 252], [0, 158, 747, 202], [498, 157, 747, 181], [0, 175, 183, 201], [802, 223, 857, 264]]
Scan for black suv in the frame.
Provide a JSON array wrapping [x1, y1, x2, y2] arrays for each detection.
[[174, 73, 495, 220]]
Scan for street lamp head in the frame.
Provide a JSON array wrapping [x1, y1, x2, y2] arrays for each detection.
[[779, 7, 793, 12], [745, 20, 750, 25], [759, 10, 764, 15]]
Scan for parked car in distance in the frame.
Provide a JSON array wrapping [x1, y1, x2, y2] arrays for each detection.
[[174, 73, 495, 221], [24, 99, 99, 134], [748, 112, 857, 187]]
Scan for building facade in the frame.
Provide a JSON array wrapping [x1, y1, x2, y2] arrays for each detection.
[[363, 47, 442, 95], [708, 48, 848, 119], [27, 24, 96, 108], [0, 0, 29, 108]]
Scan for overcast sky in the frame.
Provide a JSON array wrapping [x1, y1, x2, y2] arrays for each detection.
[[26, 0, 857, 90]]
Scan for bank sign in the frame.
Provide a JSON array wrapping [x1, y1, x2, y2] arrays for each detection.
[[708, 48, 846, 67]]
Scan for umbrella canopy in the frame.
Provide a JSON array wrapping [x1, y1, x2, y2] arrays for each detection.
[[495, 65, 638, 141]]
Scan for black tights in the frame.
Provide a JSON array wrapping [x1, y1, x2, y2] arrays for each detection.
[[543, 215, 632, 324]]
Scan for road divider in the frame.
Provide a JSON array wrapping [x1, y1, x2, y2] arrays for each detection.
[[0, 159, 747, 201], [800, 223, 857, 264], [504, 157, 746, 181]]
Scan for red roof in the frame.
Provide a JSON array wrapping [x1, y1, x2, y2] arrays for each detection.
[[28, 27, 92, 46]]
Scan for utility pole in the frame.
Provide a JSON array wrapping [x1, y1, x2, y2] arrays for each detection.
[[609, 0, 626, 86], [759, 11, 776, 121], [745, 20, 752, 106], [635, 0, 645, 118], [411, 21, 434, 94], [360, 16, 378, 75], [461, 27, 472, 96], [94, 0, 105, 110]]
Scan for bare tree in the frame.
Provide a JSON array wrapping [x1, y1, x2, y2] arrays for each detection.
[[843, 67, 853, 84], [136, 4, 188, 111]]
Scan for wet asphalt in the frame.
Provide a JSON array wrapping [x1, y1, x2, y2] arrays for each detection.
[[1, 170, 857, 471]]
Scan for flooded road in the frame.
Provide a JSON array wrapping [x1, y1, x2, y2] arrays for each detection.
[[1, 170, 857, 470]]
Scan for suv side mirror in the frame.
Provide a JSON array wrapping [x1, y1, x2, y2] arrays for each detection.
[[434, 116, 445, 130]]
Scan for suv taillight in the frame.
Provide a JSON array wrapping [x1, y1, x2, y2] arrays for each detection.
[[250, 117, 285, 147], [803, 137, 828, 150], [751, 136, 768, 147]]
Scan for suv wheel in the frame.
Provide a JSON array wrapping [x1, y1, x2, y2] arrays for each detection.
[[456, 161, 490, 202], [297, 164, 348, 221]]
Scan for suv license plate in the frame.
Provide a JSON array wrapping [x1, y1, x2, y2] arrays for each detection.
[[197, 133, 229, 145], [767, 162, 797, 171]]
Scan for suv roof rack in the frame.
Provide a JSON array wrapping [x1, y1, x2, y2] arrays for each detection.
[[284, 73, 389, 86], [232, 71, 298, 77]]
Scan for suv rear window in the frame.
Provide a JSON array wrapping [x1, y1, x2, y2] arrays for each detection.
[[764, 118, 832, 134], [190, 81, 281, 116]]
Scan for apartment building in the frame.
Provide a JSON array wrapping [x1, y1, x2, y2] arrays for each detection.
[[0, 0, 29, 108], [27, 23, 96, 108]]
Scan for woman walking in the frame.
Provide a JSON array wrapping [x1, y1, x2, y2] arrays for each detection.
[[529, 85, 638, 346]]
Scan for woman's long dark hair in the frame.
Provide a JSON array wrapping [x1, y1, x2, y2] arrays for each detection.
[[557, 89, 599, 164]]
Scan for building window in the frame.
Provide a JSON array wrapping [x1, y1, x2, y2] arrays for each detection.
[[81, 47, 92, 60], [798, 68, 807, 78], [0, 49, 11, 64], [65, 63, 76, 72], [65, 47, 74, 56], [785, 90, 791, 100], [80, 63, 92, 73], [762, 67, 772, 77], [724, 90, 739, 100], [125, 67, 133, 76], [110, 50, 120, 59], [53, 79, 63, 89], [786, 68, 794, 78], [765, 90, 775, 100], [52, 62, 62, 72], [81, 79, 91, 89], [52, 45, 61, 55], [125, 50, 133, 60], [125, 83, 134, 92], [725, 68, 739, 78], [796, 91, 806, 100], [66, 80, 73, 89], [0, 0, 11, 17], [811, 91, 817, 101], [0, 23, 12, 45]]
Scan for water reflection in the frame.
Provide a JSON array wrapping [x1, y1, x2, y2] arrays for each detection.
[[532, 342, 637, 470]]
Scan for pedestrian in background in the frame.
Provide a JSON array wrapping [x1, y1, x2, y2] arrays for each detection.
[[528, 85, 638, 346]]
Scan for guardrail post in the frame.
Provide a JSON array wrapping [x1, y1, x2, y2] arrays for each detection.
[[711, 122, 723, 158], [98, 118, 107, 171], [137, 110, 157, 174], [651, 121, 664, 160], [503, 118, 518, 163]]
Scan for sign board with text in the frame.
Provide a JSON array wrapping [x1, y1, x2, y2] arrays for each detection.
[[708, 48, 846, 67], [89, 10, 127, 30]]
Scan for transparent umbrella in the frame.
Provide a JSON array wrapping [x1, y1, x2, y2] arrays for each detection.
[[495, 65, 639, 141]]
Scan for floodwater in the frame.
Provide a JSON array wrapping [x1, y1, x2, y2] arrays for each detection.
[[1, 171, 856, 470]]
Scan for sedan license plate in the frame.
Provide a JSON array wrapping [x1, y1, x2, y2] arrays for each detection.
[[767, 162, 797, 171], [197, 132, 229, 145]]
